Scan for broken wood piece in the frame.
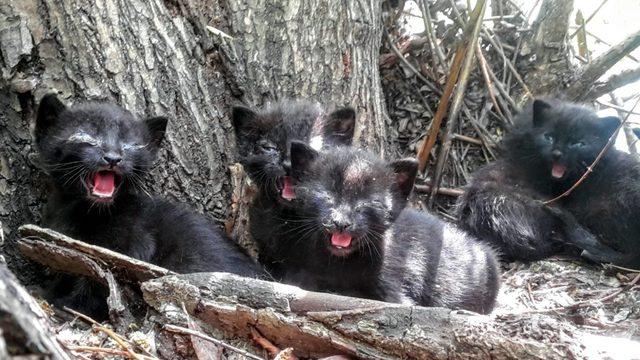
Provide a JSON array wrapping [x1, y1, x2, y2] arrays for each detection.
[[142, 272, 611, 359], [19, 224, 174, 283], [0, 263, 71, 359]]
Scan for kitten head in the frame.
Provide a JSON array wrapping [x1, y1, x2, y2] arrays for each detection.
[[505, 99, 620, 183], [232, 100, 356, 202], [35, 94, 167, 204], [289, 142, 417, 257]]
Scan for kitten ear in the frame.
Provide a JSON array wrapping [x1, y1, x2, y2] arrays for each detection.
[[598, 116, 620, 139], [323, 107, 356, 146], [290, 140, 318, 174], [532, 99, 552, 127], [36, 94, 67, 135], [144, 116, 168, 147], [232, 105, 259, 138], [389, 158, 418, 199]]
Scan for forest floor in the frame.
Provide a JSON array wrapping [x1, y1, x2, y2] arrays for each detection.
[[28, 257, 639, 359]]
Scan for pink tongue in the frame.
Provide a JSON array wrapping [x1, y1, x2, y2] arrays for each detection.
[[281, 176, 296, 200], [93, 172, 116, 197], [551, 163, 567, 179], [331, 232, 352, 247]]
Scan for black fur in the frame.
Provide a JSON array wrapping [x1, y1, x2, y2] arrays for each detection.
[[253, 144, 500, 313], [457, 99, 640, 266], [232, 100, 356, 202], [35, 94, 262, 317]]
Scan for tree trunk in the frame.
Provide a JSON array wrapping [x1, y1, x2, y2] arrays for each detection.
[[0, 0, 387, 280]]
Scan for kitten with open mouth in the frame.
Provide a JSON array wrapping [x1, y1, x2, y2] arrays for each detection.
[[232, 100, 356, 203], [250, 142, 500, 313], [34, 94, 264, 318]]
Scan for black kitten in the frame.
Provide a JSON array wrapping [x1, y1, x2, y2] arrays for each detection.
[[232, 100, 356, 203], [255, 143, 500, 313], [457, 99, 640, 266], [35, 94, 262, 317]]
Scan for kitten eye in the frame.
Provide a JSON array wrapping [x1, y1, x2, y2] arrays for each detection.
[[68, 132, 99, 146], [543, 133, 554, 142], [257, 142, 277, 153], [122, 143, 147, 151], [571, 141, 585, 148]]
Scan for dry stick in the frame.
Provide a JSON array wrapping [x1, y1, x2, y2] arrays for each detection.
[[569, 0, 609, 39], [384, 32, 441, 95], [414, 184, 464, 197], [428, 0, 487, 206], [66, 346, 157, 360], [419, 0, 447, 66], [475, 44, 504, 117], [415, 45, 466, 172], [578, 28, 639, 63], [544, 96, 640, 205], [481, 29, 533, 100], [250, 327, 284, 358], [164, 324, 263, 360], [64, 307, 149, 360]]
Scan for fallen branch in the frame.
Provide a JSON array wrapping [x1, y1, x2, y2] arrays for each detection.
[[586, 66, 640, 101], [141, 272, 610, 359], [567, 29, 640, 101]]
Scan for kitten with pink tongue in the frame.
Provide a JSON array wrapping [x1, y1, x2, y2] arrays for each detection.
[[551, 163, 567, 179], [91, 171, 117, 199], [280, 176, 296, 200]]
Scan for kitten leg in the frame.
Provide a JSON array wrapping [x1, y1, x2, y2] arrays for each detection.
[[581, 249, 639, 267], [457, 184, 563, 261], [544, 206, 623, 256]]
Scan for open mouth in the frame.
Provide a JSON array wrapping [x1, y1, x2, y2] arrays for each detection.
[[328, 232, 357, 257], [551, 162, 567, 179], [275, 176, 296, 201], [84, 170, 123, 202]]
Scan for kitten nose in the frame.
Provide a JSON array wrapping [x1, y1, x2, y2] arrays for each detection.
[[331, 218, 351, 232], [282, 159, 292, 172], [102, 153, 122, 166], [551, 150, 562, 160]]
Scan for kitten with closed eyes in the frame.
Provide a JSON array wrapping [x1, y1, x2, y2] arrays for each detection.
[[261, 143, 500, 313], [35, 94, 263, 318]]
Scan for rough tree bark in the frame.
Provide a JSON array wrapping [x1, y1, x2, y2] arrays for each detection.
[[0, 0, 388, 280]]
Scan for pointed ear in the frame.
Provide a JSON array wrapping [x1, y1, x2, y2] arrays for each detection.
[[633, 128, 640, 139], [290, 140, 318, 175], [532, 99, 552, 127], [323, 106, 356, 146], [389, 158, 418, 199], [36, 94, 67, 135], [598, 116, 621, 139], [232, 106, 259, 138], [145, 116, 168, 147]]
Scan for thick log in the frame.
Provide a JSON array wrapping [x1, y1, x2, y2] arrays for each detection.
[[142, 272, 609, 360], [0, 263, 70, 359]]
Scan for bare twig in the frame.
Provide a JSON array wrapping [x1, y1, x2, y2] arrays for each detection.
[[429, 0, 487, 206], [66, 346, 158, 360], [544, 96, 640, 204], [475, 44, 504, 117], [164, 324, 263, 360], [569, 0, 609, 39], [384, 32, 441, 95]]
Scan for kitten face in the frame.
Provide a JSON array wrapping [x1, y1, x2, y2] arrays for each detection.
[[233, 101, 355, 203], [35, 94, 167, 204], [290, 142, 417, 257], [523, 99, 619, 182]]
